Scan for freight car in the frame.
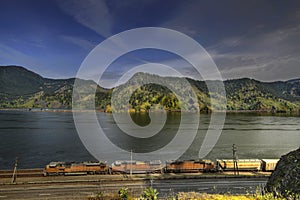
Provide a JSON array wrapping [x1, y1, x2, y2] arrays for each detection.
[[165, 159, 215, 173], [216, 159, 279, 172], [111, 160, 163, 174], [261, 159, 280, 171], [216, 159, 262, 171], [44, 161, 109, 176]]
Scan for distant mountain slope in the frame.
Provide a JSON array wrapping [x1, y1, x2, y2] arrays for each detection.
[[0, 66, 45, 95], [0, 66, 109, 109], [0, 65, 299, 112], [223, 78, 300, 111], [0, 66, 77, 95], [112, 73, 300, 112]]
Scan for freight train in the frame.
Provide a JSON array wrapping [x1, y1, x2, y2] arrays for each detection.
[[44, 159, 279, 176]]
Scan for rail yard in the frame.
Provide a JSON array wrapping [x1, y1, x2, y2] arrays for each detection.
[[0, 159, 276, 199], [0, 158, 278, 178], [0, 169, 271, 200]]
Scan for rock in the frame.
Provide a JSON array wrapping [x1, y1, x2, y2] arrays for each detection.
[[265, 148, 300, 198]]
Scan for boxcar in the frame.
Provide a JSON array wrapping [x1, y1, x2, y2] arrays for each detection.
[[111, 160, 163, 174], [216, 159, 262, 171], [261, 159, 279, 171], [165, 160, 215, 173]]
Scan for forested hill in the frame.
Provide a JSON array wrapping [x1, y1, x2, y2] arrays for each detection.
[[0, 66, 109, 109], [0, 65, 299, 112]]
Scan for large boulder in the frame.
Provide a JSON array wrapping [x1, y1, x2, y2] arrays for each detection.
[[265, 148, 300, 198]]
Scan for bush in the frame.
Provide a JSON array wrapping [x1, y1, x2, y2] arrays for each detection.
[[140, 187, 159, 200]]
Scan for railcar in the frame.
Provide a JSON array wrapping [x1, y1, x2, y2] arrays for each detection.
[[165, 159, 215, 173], [44, 161, 109, 176], [216, 159, 262, 171], [261, 159, 279, 171], [111, 160, 163, 174]]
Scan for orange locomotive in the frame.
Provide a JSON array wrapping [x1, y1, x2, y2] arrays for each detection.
[[165, 160, 215, 173], [44, 161, 109, 176]]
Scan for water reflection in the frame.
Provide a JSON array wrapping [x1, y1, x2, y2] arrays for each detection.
[[0, 111, 299, 169]]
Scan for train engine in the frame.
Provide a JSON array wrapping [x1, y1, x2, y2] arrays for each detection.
[[44, 161, 109, 176], [111, 160, 163, 174], [165, 159, 215, 173]]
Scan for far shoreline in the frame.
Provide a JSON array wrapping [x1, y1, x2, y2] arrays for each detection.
[[0, 108, 299, 116]]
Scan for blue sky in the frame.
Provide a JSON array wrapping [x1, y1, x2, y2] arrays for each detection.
[[0, 0, 300, 86]]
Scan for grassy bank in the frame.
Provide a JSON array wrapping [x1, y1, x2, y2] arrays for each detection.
[[176, 192, 285, 200], [87, 188, 290, 200], [88, 192, 287, 200]]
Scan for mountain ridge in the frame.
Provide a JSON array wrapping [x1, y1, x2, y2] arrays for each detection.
[[0, 65, 299, 112]]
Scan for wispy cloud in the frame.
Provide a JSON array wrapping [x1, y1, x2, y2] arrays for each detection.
[[61, 35, 97, 50], [0, 43, 41, 68], [208, 24, 300, 81], [57, 0, 113, 37]]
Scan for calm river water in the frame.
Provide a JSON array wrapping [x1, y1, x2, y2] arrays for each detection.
[[0, 110, 299, 169]]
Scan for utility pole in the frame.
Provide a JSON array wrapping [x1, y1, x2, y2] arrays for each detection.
[[130, 149, 133, 177], [232, 144, 239, 175], [11, 157, 18, 184]]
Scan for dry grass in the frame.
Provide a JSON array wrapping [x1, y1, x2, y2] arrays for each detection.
[[176, 192, 285, 200], [87, 191, 288, 200]]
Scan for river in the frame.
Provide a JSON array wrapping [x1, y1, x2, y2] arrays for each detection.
[[0, 110, 299, 169]]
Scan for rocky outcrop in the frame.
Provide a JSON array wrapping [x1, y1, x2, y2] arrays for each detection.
[[265, 148, 300, 198]]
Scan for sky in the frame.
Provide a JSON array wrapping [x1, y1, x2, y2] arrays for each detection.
[[0, 0, 300, 87]]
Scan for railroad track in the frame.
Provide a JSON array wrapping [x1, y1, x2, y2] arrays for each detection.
[[0, 177, 268, 199], [0, 169, 271, 179], [0, 169, 44, 178]]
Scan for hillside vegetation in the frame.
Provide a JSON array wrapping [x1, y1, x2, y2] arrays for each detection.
[[0, 66, 299, 113]]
